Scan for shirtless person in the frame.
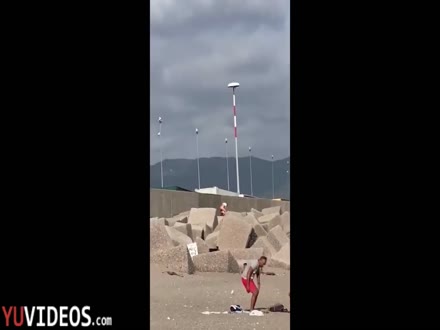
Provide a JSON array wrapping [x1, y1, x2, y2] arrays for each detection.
[[219, 202, 227, 216], [241, 256, 267, 311]]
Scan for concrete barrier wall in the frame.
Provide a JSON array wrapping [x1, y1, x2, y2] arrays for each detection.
[[150, 189, 290, 218], [150, 189, 200, 218]]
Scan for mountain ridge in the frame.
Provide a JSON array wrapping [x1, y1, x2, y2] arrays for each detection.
[[150, 156, 290, 199]]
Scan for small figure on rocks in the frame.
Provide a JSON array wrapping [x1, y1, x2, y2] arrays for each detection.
[[241, 256, 267, 311], [219, 202, 227, 216]]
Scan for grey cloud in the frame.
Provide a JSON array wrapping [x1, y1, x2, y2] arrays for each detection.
[[150, 0, 290, 164]]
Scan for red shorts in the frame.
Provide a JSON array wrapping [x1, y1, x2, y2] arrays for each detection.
[[241, 278, 258, 294]]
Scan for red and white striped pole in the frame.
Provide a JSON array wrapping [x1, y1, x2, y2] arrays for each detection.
[[228, 82, 240, 195]]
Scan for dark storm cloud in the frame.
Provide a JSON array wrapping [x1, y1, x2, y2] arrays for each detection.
[[150, 0, 290, 164]]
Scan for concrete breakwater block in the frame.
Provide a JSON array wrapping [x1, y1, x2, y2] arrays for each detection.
[[258, 213, 282, 231], [191, 224, 204, 240], [173, 222, 193, 241], [251, 208, 264, 219], [262, 206, 281, 215], [150, 245, 195, 274], [227, 248, 264, 261], [205, 231, 219, 249], [166, 215, 188, 227], [151, 217, 168, 226], [150, 221, 174, 250], [188, 208, 217, 228], [280, 211, 290, 235], [267, 225, 289, 252], [165, 226, 193, 246], [250, 236, 277, 258], [195, 237, 210, 254], [217, 214, 252, 250], [269, 242, 290, 270], [193, 250, 240, 273]]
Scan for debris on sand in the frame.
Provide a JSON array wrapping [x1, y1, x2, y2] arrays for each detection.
[[163, 271, 184, 277], [249, 310, 264, 316], [262, 271, 276, 276]]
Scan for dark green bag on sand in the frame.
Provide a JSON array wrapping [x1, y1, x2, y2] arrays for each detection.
[[269, 303, 288, 312]]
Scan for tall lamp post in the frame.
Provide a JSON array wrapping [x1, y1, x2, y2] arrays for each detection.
[[249, 146, 253, 196], [158, 116, 163, 188], [225, 138, 230, 191], [287, 160, 290, 200], [195, 128, 200, 189], [227, 81, 240, 195], [271, 154, 275, 199]]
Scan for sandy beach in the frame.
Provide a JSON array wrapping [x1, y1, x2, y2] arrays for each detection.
[[150, 263, 291, 330]]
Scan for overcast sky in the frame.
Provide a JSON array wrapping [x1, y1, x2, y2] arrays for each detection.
[[150, 0, 290, 165]]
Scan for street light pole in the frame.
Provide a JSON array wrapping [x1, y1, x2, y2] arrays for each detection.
[[249, 146, 253, 196], [228, 82, 240, 195], [158, 117, 163, 188], [271, 154, 275, 199], [225, 138, 230, 191], [195, 128, 200, 189], [287, 160, 290, 200]]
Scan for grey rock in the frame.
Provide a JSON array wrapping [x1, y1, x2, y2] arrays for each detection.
[[165, 226, 193, 246], [150, 221, 174, 250], [195, 237, 210, 254], [205, 231, 219, 249], [267, 225, 290, 252], [261, 206, 281, 215], [250, 236, 277, 258], [280, 211, 290, 235], [217, 214, 252, 250], [150, 245, 195, 274], [269, 242, 290, 270], [173, 222, 193, 241], [227, 248, 264, 261], [193, 250, 240, 273]]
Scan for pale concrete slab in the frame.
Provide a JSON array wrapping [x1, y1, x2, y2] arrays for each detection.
[[251, 208, 264, 219], [227, 248, 264, 261], [250, 236, 277, 258], [165, 226, 193, 246], [195, 237, 210, 254], [191, 224, 204, 241], [150, 221, 174, 250], [188, 207, 217, 227], [262, 205, 281, 215], [267, 225, 290, 252], [193, 250, 240, 273], [150, 245, 195, 274], [217, 214, 252, 250], [269, 242, 290, 270], [280, 211, 290, 234], [173, 222, 193, 241], [205, 231, 219, 249]]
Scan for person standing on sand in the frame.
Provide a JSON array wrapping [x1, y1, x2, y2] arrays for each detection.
[[241, 256, 267, 311], [219, 202, 227, 216]]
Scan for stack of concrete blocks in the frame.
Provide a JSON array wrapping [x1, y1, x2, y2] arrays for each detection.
[[149, 205, 291, 273]]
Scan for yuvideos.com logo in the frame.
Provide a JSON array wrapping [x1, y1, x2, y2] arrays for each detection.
[[1, 306, 112, 327]]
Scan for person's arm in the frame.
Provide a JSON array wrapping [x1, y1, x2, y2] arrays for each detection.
[[257, 270, 261, 288], [246, 267, 253, 291]]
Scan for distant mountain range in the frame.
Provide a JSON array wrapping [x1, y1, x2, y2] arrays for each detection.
[[150, 156, 290, 200]]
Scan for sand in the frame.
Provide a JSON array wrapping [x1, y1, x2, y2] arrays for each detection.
[[150, 263, 291, 330]]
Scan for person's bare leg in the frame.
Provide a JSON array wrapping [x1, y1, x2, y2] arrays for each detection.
[[250, 290, 259, 310]]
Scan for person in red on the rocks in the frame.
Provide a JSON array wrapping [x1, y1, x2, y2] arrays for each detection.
[[219, 202, 227, 216]]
